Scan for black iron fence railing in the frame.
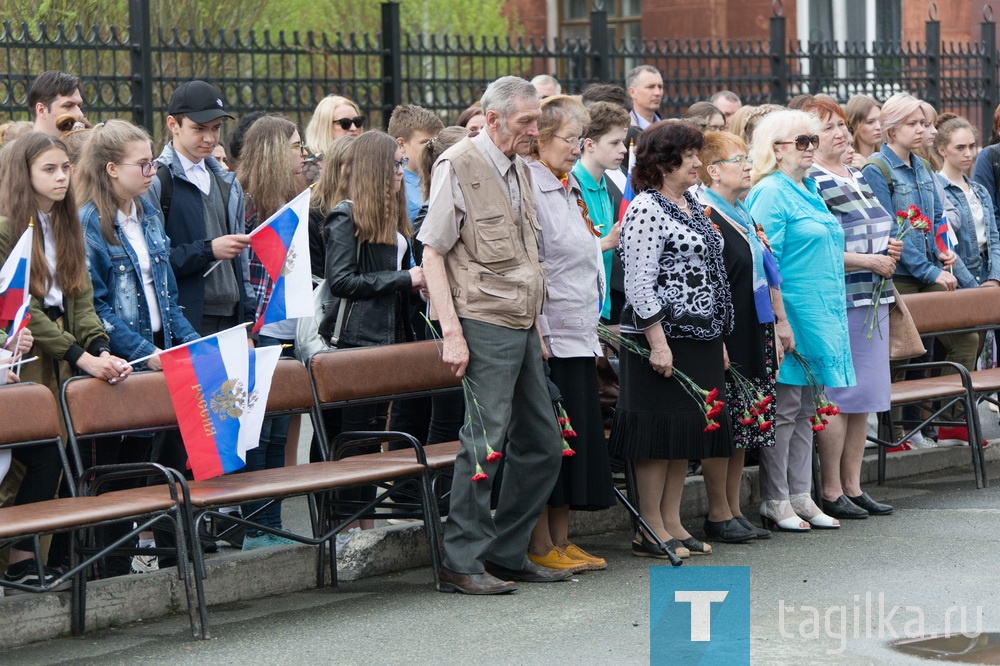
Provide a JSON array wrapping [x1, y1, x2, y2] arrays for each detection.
[[1, 1, 997, 144]]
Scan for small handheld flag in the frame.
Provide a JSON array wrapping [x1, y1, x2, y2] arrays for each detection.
[[249, 189, 313, 333], [617, 139, 636, 223], [0, 224, 32, 332], [935, 215, 955, 254]]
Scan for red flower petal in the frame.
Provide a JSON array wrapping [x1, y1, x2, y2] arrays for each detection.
[[471, 472, 489, 481], [486, 452, 502, 463], [562, 448, 576, 457], [759, 420, 774, 432]]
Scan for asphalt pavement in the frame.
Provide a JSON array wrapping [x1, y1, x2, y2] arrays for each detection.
[[8, 451, 1000, 666]]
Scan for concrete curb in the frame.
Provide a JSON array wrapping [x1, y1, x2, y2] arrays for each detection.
[[2, 444, 995, 648]]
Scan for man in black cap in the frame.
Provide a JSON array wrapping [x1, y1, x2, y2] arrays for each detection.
[[147, 80, 254, 557]]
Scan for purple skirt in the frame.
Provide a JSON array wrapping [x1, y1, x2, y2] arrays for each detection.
[[825, 304, 890, 413]]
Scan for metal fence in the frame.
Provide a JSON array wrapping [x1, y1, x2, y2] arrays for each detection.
[[0, 1, 997, 143]]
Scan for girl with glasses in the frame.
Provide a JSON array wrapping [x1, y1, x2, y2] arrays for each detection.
[[746, 110, 855, 532], [76, 120, 199, 575]]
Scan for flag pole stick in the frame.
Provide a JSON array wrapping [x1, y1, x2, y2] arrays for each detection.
[[129, 322, 252, 366], [0, 355, 37, 373]]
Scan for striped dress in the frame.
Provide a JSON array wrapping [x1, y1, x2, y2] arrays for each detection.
[[810, 164, 895, 413]]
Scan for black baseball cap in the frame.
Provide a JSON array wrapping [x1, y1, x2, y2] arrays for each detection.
[[167, 81, 234, 123]]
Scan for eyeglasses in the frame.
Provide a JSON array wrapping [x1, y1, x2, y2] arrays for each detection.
[[394, 157, 409, 172], [712, 155, 753, 166], [334, 116, 365, 131], [118, 159, 159, 177], [552, 134, 584, 150], [774, 134, 820, 151]]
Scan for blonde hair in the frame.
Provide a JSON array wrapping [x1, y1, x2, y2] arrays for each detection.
[[236, 116, 300, 225], [749, 110, 820, 185], [312, 135, 356, 214], [697, 131, 748, 184], [879, 93, 924, 145], [348, 131, 410, 244], [75, 120, 153, 245], [304, 95, 361, 156]]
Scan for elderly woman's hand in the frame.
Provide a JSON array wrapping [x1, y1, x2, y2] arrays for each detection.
[[886, 238, 903, 261], [648, 343, 673, 377], [869, 255, 897, 279], [775, 318, 795, 352]]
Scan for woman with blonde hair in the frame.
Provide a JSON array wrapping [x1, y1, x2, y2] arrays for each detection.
[[304, 95, 363, 158], [746, 110, 852, 531]]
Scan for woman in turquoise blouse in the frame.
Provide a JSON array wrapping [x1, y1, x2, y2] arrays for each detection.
[[746, 110, 856, 532]]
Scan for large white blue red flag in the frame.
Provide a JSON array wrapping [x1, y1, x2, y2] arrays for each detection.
[[160, 325, 281, 480], [0, 225, 32, 335], [249, 188, 312, 333], [617, 139, 636, 223]]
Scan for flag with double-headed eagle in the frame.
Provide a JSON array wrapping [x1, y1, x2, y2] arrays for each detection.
[[159, 325, 281, 480], [248, 188, 312, 333]]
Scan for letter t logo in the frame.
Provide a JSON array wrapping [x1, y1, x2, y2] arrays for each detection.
[[674, 591, 729, 641]]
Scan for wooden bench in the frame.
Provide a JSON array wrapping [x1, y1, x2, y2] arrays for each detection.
[[58, 345, 463, 638], [0, 382, 197, 637], [872, 288, 1000, 488]]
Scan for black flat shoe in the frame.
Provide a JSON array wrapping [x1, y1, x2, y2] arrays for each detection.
[[734, 515, 771, 539], [703, 517, 756, 543], [822, 495, 869, 519], [847, 492, 894, 516], [678, 536, 712, 555], [632, 533, 688, 560]]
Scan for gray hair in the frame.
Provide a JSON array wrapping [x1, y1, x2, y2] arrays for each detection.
[[481, 76, 539, 121], [710, 90, 741, 105], [625, 65, 661, 90], [531, 74, 562, 95]]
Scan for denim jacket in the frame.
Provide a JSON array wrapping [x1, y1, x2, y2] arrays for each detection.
[[82, 197, 200, 364], [937, 174, 1000, 287], [862, 146, 946, 284]]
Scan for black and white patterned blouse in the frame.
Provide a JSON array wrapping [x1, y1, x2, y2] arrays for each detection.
[[619, 188, 733, 340]]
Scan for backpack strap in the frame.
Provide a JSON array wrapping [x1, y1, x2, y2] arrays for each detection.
[[865, 153, 894, 196], [155, 163, 173, 222]]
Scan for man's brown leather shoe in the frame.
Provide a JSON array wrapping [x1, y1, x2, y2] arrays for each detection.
[[485, 559, 574, 582], [437, 566, 517, 595]]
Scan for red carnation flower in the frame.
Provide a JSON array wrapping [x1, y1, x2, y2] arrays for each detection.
[[706, 404, 723, 420], [471, 472, 488, 481], [562, 448, 576, 457], [759, 420, 774, 432], [486, 451, 502, 463], [703, 421, 721, 432], [705, 388, 719, 403]]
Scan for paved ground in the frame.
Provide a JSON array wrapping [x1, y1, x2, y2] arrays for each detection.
[[9, 452, 1000, 666]]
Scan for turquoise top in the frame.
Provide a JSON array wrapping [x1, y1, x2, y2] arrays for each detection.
[[745, 171, 856, 388], [572, 161, 614, 319]]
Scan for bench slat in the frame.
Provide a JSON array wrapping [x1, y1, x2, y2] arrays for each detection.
[[0, 491, 175, 539]]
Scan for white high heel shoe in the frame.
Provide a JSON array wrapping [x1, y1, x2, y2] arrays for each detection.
[[759, 499, 810, 532], [790, 493, 840, 529]]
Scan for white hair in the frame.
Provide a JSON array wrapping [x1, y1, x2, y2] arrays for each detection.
[[749, 109, 821, 183], [481, 76, 539, 121]]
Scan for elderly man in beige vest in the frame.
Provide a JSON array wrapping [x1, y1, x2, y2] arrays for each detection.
[[419, 76, 569, 595]]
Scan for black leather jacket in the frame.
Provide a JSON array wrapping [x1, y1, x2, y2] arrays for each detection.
[[323, 201, 414, 347]]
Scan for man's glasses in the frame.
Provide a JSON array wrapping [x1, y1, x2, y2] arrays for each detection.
[[394, 157, 409, 172], [334, 116, 365, 131], [774, 134, 820, 151], [119, 159, 160, 176]]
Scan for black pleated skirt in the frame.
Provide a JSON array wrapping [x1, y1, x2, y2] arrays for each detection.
[[609, 334, 733, 461]]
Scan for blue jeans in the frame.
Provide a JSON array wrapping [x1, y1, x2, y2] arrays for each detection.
[[242, 335, 295, 535]]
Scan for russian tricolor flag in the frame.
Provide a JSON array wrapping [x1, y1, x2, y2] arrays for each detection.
[[935, 215, 958, 254], [617, 139, 636, 223], [0, 225, 32, 334], [160, 325, 281, 480], [249, 188, 313, 333]]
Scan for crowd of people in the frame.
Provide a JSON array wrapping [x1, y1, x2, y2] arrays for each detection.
[[1, 65, 998, 596]]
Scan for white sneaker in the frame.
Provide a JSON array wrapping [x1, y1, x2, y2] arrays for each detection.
[[131, 543, 159, 574], [335, 527, 361, 558]]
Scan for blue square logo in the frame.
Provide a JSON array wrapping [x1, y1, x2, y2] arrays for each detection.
[[650, 566, 750, 665]]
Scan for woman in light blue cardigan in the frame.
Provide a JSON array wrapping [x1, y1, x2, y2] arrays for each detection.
[[746, 110, 854, 532]]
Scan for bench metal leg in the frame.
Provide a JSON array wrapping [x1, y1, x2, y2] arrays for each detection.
[[612, 460, 682, 566]]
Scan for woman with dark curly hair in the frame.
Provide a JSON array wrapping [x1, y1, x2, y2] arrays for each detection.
[[608, 121, 736, 559]]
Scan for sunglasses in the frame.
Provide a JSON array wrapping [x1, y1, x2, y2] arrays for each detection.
[[774, 134, 820, 151], [334, 116, 365, 131]]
